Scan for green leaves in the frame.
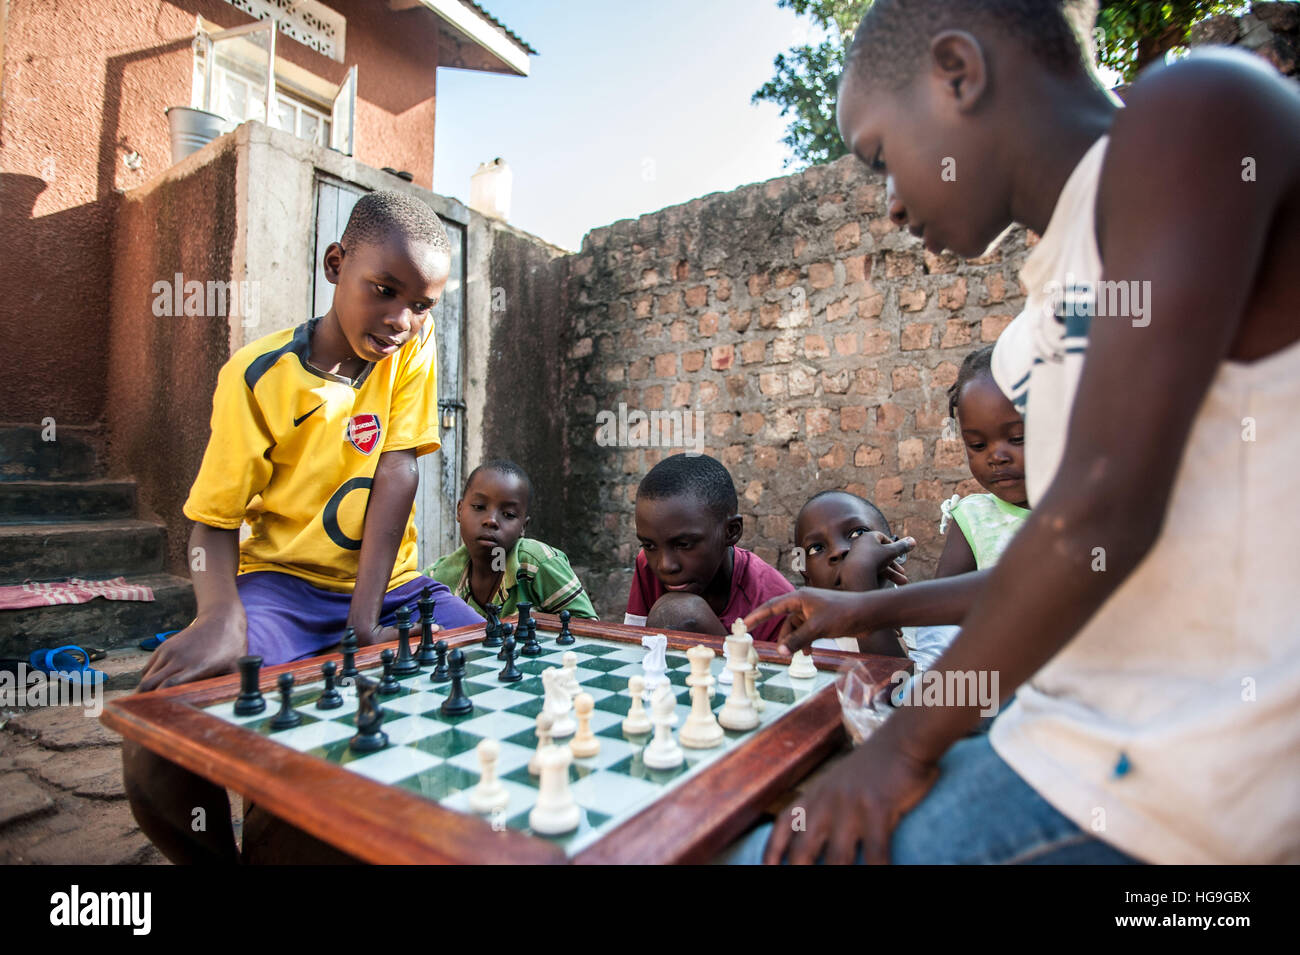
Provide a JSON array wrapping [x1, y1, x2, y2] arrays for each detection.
[[1096, 1, 1247, 81]]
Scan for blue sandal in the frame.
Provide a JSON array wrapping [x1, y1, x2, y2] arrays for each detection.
[[27, 645, 107, 686], [138, 630, 178, 652]]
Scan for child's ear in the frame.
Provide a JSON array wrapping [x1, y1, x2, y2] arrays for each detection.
[[322, 242, 346, 285], [929, 30, 988, 113], [723, 514, 743, 547]]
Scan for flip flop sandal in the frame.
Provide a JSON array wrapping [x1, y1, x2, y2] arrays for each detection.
[[27, 645, 106, 686], [138, 630, 179, 652]]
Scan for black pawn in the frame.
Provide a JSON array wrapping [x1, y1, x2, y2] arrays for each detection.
[[430, 640, 450, 683], [378, 648, 400, 696], [339, 627, 360, 682], [498, 637, 522, 683], [439, 649, 474, 717], [517, 601, 537, 647], [482, 603, 503, 648], [556, 609, 576, 646], [234, 655, 266, 716], [316, 661, 343, 710], [269, 672, 302, 730], [415, 587, 438, 665], [520, 615, 543, 658], [497, 622, 515, 660], [391, 606, 420, 676]]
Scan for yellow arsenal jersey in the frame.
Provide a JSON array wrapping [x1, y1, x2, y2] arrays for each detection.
[[183, 318, 439, 592]]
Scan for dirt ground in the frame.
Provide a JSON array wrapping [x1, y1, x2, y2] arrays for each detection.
[[0, 648, 241, 865]]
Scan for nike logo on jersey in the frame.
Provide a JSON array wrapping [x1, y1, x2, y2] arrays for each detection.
[[294, 403, 324, 427]]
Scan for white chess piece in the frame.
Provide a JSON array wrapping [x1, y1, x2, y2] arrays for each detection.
[[746, 644, 765, 713], [543, 667, 576, 738], [642, 684, 685, 770], [529, 743, 581, 835], [468, 739, 510, 814], [717, 633, 734, 685], [569, 692, 601, 758], [560, 651, 581, 697], [788, 648, 818, 680], [717, 631, 759, 731], [529, 710, 555, 776], [640, 633, 669, 701], [622, 675, 652, 735], [679, 645, 724, 749]]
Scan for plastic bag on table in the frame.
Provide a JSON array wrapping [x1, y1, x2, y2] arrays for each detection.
[[834, 661, 902, 745]]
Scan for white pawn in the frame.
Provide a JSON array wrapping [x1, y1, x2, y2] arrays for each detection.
[[570, 692, 600, 758], [717, 631, 758, 731], [746, 644, 765, 713], [788, 648, 818, 680], [642, 684, 684, 770], [529, 710, 555, 776], [529, 743, 580, 836], [560, 651, 581, 697], [468, 739, 510, 814], [622, 675, 652, 735], [543, 667, 576, 738], [717, 636, 734, 685]]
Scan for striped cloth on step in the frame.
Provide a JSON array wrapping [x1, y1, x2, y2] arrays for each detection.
[[0, 577, 156, 610]]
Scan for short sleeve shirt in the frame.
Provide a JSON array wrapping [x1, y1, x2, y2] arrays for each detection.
[[623, 546, 794, 643], [184, 318, 439, 593]]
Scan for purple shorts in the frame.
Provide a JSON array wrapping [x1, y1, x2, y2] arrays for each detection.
[[237, 572, 483, 666]]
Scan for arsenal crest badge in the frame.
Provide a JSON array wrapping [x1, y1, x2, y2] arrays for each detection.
[[346, 413, 382, 455]]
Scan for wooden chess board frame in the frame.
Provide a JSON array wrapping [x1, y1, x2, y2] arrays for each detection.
[[101, 614, 905, 864]]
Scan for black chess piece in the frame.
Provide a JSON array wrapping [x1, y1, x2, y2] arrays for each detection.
[[339, 627, 360, 682], [378, 648, 401, 696], [234, 655, 267, 716], [519, 605, 542, 658], [482, 602, 503, 648], [496, 622, 515, 660], [350, 675, 388, 753], [516, 601, 537, 648], [269, 672, 303, 730], [430, 640, 450, 683], [498, 637, 523, 683], [317, 661, 344, 710], [391, 606, 421, 676], [415, 587, 438, 665], [439, 648, 474, 717], [556, 609, 576, 646]]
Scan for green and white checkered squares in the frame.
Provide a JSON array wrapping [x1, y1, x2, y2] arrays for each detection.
[[206, 633, 834, 856]]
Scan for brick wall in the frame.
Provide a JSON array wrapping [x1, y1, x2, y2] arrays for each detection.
[[559, 155, 1034, 618]]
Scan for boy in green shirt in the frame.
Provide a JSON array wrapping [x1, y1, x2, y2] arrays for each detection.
[[426, 460, 597, 619]]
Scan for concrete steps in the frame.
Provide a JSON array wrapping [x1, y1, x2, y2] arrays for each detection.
[[0, 425, 195, 657], [0, 520, 167, 584], [0, 479, 136, 524]]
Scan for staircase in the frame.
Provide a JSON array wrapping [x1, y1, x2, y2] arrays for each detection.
[[0, 426, 195, 658]]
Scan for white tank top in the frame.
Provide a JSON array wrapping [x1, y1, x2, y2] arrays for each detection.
[[990, 136, 1300, 863]]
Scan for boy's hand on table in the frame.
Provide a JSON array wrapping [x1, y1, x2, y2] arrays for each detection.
[[764, 724, 938, 864], [139, 611, 246, 692], [745, 537, 913, 655], [355, 623, 401, 647]]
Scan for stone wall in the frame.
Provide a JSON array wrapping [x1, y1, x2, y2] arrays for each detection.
[[561, 155, 1033, 618], [1191, 2, 1299, 76]]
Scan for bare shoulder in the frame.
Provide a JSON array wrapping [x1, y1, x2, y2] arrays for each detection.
[[1116, 49, 1300, 160]]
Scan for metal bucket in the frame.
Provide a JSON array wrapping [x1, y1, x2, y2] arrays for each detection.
[[165, 107, 226, 164]]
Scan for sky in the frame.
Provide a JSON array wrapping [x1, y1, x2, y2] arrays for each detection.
[[432, 0, 824, 251]]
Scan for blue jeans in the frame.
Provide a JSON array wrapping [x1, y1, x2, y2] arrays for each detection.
[[720, 735, 1142, 864]]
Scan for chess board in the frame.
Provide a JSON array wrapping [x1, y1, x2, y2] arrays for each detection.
[[104, 615, 899, 864]]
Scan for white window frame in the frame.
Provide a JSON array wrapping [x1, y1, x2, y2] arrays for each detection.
[[191, 17, 356, 154]]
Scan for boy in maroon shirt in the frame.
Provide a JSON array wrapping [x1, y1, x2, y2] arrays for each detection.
[[624, 453, 792, 643]]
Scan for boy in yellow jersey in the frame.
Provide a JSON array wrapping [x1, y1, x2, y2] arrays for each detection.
[[123, 190, 481, 863]]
